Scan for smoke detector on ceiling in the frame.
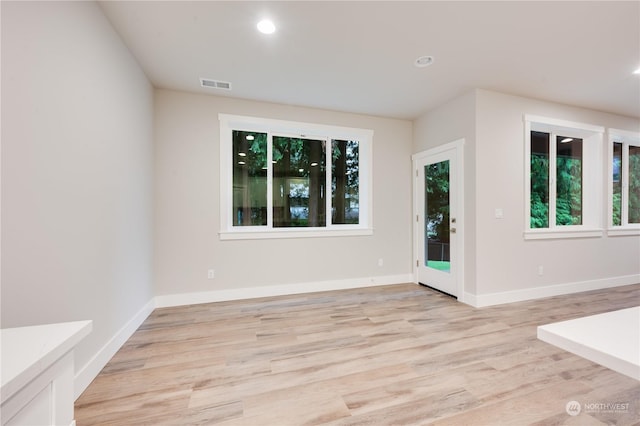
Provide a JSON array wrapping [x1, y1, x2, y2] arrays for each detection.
[[200, 78, 232, 90]]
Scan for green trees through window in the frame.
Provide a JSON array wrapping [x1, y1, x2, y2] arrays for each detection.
[[613, 142, 623, 226], [613, 142, 640, 226], [233, 131, 268, 226], [528, 118, 640, 236], [630, 146, 640, 224], [425, 160, 450, 272], [273, 136, 327, 227], [332, 140, 359, 225], [232, 130, 360, 228], [530, 131, 583, 228], [221, 114, 372, 239], [531, 132, 550, 228], [556, 137, 583, 226]]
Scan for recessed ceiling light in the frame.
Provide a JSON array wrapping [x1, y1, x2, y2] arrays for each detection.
[[238, 152, 247, 157], [246, 135, 255, 141], [415, 55, 434, 68], [560, 138, 573, 143], [257, 19, 276, 34]]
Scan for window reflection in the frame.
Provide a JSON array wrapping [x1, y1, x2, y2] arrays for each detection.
[[233, 131, 267, 226], [629, 145, 640, 223], [332, 140, 359, 224], [613, 142, 623, 226], [273, 137, 326, 227], [556, 136, 583, 226]]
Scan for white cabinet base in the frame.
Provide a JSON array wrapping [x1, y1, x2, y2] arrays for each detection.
[[1, 321, 92, 426]]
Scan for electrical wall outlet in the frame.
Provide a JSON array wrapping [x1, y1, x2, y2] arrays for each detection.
[[537, 265, 544, 276], [378, 258, 384, 267], [207, 269, 215, 279]]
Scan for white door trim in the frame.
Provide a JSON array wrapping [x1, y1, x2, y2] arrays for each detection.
[[412, 139, 465, 303]]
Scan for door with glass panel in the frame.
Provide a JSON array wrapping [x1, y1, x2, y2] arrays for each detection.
[[415, 143, 461, 298]]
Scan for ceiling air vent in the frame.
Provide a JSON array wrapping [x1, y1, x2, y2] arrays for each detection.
[[200, 78, 232, 90]]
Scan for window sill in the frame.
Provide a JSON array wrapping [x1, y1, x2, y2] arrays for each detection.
[[524, 227, 604, 240], [219, 227, 373, 240], [607, 226, 640, 237]]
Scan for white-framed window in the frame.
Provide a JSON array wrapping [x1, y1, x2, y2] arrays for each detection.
[[219, 114, 373, 240], [524, 115, 604, 240], [608, 128, 640, 236]]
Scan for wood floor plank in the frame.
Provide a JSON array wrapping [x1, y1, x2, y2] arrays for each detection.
[[75, 283, 640, 425], [430, 380, 594, 425]]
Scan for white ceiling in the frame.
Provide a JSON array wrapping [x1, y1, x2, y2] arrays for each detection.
[[99, 1, 640, 120]]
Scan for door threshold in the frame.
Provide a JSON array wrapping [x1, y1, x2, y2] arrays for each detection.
[[418, 282, 457, 300]]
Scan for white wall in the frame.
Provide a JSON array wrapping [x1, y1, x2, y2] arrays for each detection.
[[154, 89, 413, 302], [413, 90, 478, 294], [474, 89, 640, 301], [1, 1, 154, 396]]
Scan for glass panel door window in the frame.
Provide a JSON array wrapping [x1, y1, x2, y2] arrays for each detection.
[[425, 161, 450, 273], [414, 140, 462, 299]]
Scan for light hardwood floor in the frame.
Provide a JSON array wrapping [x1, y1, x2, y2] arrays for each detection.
[[75, 283, 640, 425]]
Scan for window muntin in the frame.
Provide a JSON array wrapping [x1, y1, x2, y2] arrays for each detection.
[[219, 114, 373, 239], [524, 115, 603, 239]]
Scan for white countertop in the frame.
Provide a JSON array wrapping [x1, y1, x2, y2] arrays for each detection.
[[1, 320, 92, 403], [538, 307, 640, 381]]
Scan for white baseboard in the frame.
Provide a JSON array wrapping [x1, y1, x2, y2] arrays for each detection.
[[154, 274, 414, 308], [469, 274, 640, 308], [462, 292, 478, 307], [73, 298, 155, 400]]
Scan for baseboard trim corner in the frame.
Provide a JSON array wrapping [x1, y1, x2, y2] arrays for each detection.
[[73, 298, 155, 400]]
